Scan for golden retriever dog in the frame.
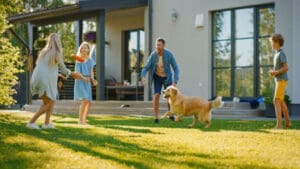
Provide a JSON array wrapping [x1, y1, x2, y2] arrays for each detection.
[[161, 86, 223, 128]]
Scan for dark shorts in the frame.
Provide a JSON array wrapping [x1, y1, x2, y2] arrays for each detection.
[[153, 74, 171, 94]]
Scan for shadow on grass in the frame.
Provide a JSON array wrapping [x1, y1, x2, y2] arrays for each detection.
[[0, 139, 48, 169], [85, 115, 290, 133], [54, 113, 300, 133], [0, 115, 55, 169], [0, 113, 275, 169], [0, 114, 232, 169], [102, 125, 163, 134], [1, 113, 299, 169], [0, 122, 152, 168]]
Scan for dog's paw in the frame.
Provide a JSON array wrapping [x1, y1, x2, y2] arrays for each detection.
[[161, 116, 169, 119], [188, 125, 194, 128], [169, 116, 175, 121], [205, 125, 210, 128]]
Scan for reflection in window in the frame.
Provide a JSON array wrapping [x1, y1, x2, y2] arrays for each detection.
[[214, 69, 231, 96], [260, 67, 275, 96], [213, 41, 231, 67], [212, 5, 274, 98], [235, 39, 254, 67], [235, 68, 254, 96], [259, 38, 273, 65], [235, 8, 254, 38], [258, 7, 275, 96], [259, 8, 275, 37], [213, 11, 231, 40]]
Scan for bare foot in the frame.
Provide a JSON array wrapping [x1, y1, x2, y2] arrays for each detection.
[[273, 126, 283, 129], [78, 121, 87, 125], [286, 122, 292, 128]]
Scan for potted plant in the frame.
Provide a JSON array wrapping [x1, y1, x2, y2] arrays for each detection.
[[262, 89, 275, 117], [284, 94, 292, 116], [263, 90, 292, 117]]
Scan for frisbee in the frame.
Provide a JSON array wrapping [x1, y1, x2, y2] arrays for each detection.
[[71, 54, 85, 62]]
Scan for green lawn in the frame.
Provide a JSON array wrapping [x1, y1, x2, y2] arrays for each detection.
[[0, 112, 299, 169]]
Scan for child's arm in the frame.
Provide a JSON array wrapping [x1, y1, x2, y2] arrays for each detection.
[[73, 61, 89, 82], [269, 63, 288, 77], [276, 63, 288, 74], [57, 57, 83, 79], [58, 73, 67, 81], [90, 67, 97, 86]]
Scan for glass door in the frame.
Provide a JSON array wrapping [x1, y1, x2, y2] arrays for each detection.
[[124, 29, 145, 85]]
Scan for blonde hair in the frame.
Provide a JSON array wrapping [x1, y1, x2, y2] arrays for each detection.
[[76, 41, 90, 57], [36, 33, 63, 66]]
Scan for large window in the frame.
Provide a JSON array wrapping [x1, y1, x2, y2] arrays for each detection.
[[212, 5, 275, 98]]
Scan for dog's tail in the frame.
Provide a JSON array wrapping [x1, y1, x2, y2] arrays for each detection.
[[211, 96, 224, 109]]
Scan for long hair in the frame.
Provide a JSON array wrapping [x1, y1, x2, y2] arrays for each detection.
[[76, 41, 91, 58], [36, 33, 63, 66]]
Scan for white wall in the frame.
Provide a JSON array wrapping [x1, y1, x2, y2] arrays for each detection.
[[292, 0, 300, 103], [151, 0, 274, 99], [275, 0, 300, 104], [103, 0, 299, 103], [105, 7, 145, 82]]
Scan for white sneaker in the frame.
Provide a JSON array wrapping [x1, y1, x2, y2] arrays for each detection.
[[42, 123, 55, 129], [26, 123, 40, 129]]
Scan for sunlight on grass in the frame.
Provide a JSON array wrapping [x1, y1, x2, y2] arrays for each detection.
[[0, 112, 299, 169]]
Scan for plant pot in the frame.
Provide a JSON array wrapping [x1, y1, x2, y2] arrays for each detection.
[[264, 104, 292, 118], [264, 104, 275, 117], [287, 104, 292, 116]]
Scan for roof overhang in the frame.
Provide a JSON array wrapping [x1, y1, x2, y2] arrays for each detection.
[[7, 0, 148, 26]]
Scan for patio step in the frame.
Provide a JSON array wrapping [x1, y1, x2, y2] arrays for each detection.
[[23, 100, 168, 116], [212, 101, 265, 118], [23, 100, 265, 118]]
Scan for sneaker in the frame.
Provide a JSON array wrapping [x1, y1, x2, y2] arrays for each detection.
[[42, 123, 55, 129], [154, 119, 159, 124], [169, 116, 175, 121], [26, 123, 40, 129]]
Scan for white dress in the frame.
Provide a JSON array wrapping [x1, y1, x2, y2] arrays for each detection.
[[30, 54, 71, 100]]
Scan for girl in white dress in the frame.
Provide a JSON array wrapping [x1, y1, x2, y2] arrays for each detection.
[[27, 33, 82, 129]]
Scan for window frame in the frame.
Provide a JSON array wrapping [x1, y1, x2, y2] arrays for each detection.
[[211, 3, 275, 100], [123, 28, 144, 83]]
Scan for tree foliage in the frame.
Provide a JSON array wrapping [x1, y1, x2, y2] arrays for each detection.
[[0, 0, 24, 105], [36, 22, 76, 63]]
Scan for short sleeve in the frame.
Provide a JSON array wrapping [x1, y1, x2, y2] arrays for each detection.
[[74, 62, 79, 72], [279, 52, 287, 63], [88, 58, 95, 69]]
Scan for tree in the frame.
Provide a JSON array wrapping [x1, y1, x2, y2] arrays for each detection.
[[37, 22, 76, 63], [0, 0, 24, 105]]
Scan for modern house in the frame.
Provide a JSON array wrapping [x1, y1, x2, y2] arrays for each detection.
[[7, 0, 300, 112]]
